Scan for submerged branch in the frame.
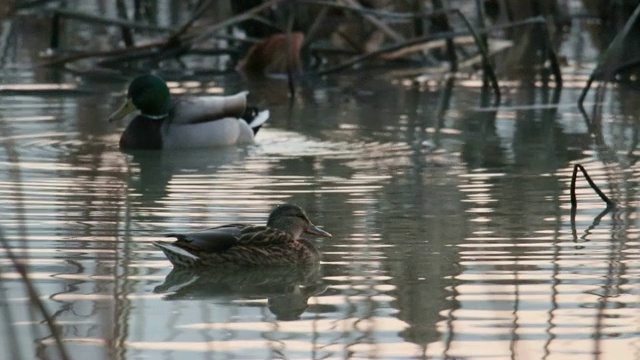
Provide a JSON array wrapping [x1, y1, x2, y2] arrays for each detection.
[[453, 9, 500, 104], [312, 32, 460, 75], [570, 164, 616, 210]]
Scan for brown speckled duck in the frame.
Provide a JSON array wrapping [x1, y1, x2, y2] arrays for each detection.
[[154, 204, 331, 268]]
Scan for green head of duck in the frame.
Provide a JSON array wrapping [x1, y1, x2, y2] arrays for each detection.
[[109, 74, 171, 122]]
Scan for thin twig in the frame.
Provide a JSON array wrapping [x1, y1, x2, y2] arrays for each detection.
[[164, 0, 214, 47], [42, 0, 214, 67], [302, 5, 329, 49], [183, 0, 287, 44], [578, 3, 640, 111], [115, 0, 135, 47], [301, 3, 499, 100], [0, 230, 71, 360], [339, 0, 405, 43], [48, 8, 171, 32], [411, 0, 424, 37], [537, 17, 563, 86], [432, 0, 458, 72], [474, 0, 488, 49], [570, 164, 615, 210], [453, 9, 500, 105], [297, 0, 419, 19], [43, 0, 547, 73], [285, 1, 296, 99], [0, 241, 23, 360], [41, 41, 165, 67], [298, 0, 547, 27], [314, 30, 466, 75]]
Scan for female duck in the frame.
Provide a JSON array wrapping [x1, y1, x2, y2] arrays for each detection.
[[109, 74, 269, 150], [154, 204, 331, 268]]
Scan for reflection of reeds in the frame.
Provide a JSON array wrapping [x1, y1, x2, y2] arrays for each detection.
[[570, 164, 615, 242], [578, 3, 640, 112], [0, 228, 70, 360], [0, 231, 23, 360], [0, 113, 70, 359]]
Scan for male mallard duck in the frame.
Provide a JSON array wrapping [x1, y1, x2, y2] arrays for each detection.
[[109, 74, 270, 150], [154, 204, 331, 268]]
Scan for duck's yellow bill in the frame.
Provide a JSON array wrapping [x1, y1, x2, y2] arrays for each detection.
[[109, 98, 138, 122]]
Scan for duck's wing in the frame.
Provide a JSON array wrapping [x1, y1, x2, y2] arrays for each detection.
[[162, 224, 293, 254], [165, 224, 247, 253], [169, 92, 248, 126]]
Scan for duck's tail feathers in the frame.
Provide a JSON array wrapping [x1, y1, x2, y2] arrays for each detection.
[[242, 108, 270, 135], [153, 241, 200, 267]]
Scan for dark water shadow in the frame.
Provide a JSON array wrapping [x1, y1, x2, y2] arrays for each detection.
[[124, 146, 249, 204], [153, 263, 327, 321]]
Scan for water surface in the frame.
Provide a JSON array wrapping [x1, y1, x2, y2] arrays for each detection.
[[2, 7, 640, 360]]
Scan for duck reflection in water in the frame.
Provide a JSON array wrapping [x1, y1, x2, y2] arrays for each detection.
[[125, 147, 248, 205], [153, 204, 332, 320], [154, 264, 327, 320]]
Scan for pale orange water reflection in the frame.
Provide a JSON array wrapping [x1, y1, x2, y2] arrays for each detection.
[[3, 8, 640, 360]]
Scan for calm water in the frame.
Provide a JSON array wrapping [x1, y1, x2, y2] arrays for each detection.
[[3, 6, 640, 360]]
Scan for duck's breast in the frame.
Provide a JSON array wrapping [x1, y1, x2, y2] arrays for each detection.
[[120, 116, 163, 150]]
